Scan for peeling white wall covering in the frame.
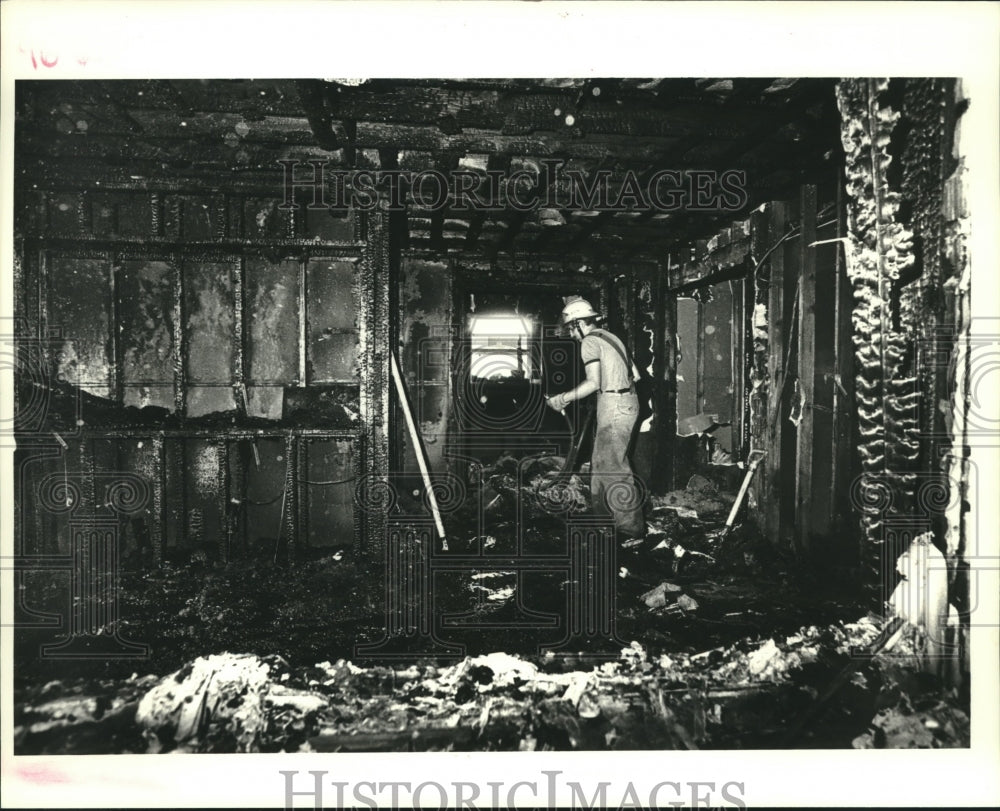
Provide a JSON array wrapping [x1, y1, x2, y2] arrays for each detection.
[[937, 83, 971, 595], [838, 77, 968, 625], [837, 79, 917, 584]]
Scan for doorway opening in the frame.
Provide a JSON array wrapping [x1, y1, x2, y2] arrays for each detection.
[[451, 284, 596, 466]]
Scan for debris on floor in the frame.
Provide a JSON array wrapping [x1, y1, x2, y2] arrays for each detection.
[[13, 673, 158, 754], [14, 610, 969, 753], [482, 452, 593, 519], [651, 474, 736, 519], [13, 454, 969, 754], [136, 653, 274, 753], [640, 581, 683, 609], [852, 694, 970, 749]]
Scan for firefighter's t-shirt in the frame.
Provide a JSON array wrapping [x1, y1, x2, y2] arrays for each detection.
[[580, 329, 633, 392]]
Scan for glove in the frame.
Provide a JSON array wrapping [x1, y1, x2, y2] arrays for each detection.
[[546, 393, 567, 412]]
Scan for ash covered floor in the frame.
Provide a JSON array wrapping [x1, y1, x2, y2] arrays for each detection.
[[14, 459, 969, 754]]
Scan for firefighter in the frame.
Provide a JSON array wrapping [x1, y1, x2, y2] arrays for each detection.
[[546, 296, 647, 545]]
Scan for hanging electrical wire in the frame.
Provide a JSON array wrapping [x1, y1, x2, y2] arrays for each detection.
[[750, 215, 839, 281], [243, 476, 356, 506]]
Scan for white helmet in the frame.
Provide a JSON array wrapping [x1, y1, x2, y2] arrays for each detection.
[[561, 296, 600, 325]]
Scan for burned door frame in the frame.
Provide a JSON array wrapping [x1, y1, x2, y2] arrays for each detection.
[[668, 273, 752, 476], [446, 267, 606, 475], [665, 183, 858, 562]]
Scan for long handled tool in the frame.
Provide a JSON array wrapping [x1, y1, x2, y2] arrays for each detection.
[[540, 396, 594, 489], [390, 351, 448, 551], [559, 406, 594, 478], [538, 331, 594, 487], [720, 449, 766, 540], [546, 394, 575, 446]]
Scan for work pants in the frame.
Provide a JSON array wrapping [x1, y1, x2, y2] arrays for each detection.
[[591, 393, 646, 539]]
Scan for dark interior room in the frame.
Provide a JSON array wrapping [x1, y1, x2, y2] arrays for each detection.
[[10, 76, 977, 756]]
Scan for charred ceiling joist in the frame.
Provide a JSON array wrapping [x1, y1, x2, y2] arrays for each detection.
[[33, 77, 824, 260]]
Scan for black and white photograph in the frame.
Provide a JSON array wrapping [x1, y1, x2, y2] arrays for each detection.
[[2, 2, 998, 808]]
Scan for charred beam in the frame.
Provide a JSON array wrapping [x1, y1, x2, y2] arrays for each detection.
[[569, 162, 657, 252], [429, 152, 462, 253], [296, 80, 346, 152], [465, 154, 510, 252], [489, 162, 552, 259]]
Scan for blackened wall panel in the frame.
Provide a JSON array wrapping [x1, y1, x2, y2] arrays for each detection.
[[183, 439, 225, 561], [305, 438, 355, 548], [675, 297, 699, 424], [246, 258, 300, 419], [47, 193, 81, 236], [120, 437, 161, 563], [306, 259, 358, 384], [400, 258, 452, 475], [164, 439, 185, 552], [701, 281, 735, 455], [184, 261, 236, 417], [118, 260, 175, 410], [48, 256, 112, 399], [238, 438, 288, 555]]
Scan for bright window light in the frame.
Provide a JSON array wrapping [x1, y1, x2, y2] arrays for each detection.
[[469, 314, 534, 380]]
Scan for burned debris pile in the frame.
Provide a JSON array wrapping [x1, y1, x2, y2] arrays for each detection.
[[15, 623, 968, 754], [13, 452, 969, 754]]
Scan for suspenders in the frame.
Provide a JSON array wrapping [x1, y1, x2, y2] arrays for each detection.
[[590, 329, 638, 390]]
